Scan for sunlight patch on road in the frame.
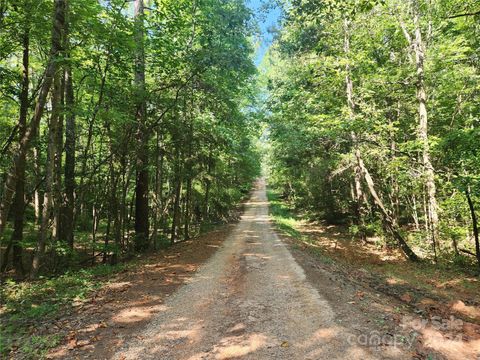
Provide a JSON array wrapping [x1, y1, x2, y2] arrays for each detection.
[[112, 304, 168, 324], [211, 333, 268, 359]]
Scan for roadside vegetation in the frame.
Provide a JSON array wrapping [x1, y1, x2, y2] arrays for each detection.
[[267, 187, 480, 323], [0, 262, 131, 358], [263, 0, 480, 270]]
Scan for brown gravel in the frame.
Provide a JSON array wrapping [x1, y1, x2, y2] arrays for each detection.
[[109, 179, 410, 360], [47, 224, 233, 359]]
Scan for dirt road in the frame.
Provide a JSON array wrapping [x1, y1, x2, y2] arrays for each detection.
[[114, 179, 409, 359]]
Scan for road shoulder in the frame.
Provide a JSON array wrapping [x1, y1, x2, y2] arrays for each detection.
[[46, 225, 233, 359]]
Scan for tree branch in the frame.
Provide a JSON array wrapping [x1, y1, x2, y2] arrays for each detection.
[[448, 10, 480, 19]]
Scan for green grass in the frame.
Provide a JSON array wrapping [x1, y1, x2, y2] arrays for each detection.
[[266, 189, 303, 240], [0, 262, 131, 359], [267, 188, 334, 263]]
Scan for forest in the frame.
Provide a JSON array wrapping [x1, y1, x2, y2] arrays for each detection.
[[0, 0, 261, 278], [1, 0, 480, 358], [264, 0, 480, 269]]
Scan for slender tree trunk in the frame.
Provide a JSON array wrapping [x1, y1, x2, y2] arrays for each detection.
[[356, 153, 419, 261], [184, 117, 194, 240], [0, 0, 65, 237], [157, 134, 165, 238], [31, 73, 63, 278], [203, 149, 213, 221], [389, 102, 400, 227], [152, 129, 165, 247], [465, 187, 480, 271], [63, 1, 75, 248], [76, 62, 108, 224], [91, 203, 98, 265], [133, 0, 149, 251], [53, 73, 65, 242], [171, 177, 182, 244], [171, 147, 183, 244], [104, 155, 118, 263], [413, 9, 439, 259], [412, 194, 420, 230], [34, 137, 43, 225], [8, 26, 30, 276], [343, 19, 366, 241], [112, 188, 121, 264], [184, 177, 192, 240], [400, 1, 439, 260]]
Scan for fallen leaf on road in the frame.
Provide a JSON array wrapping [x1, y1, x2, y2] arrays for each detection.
[[355, 291, 365, 299], [281, 341, 289, 348], [400, 293, 413, 303], [67, 338, 77, 350]]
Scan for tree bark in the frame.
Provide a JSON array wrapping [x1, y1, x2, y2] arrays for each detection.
[[33, 126, 43, 225], [413, 6, 439, 259], [400, 1, 439, 260], [465, 187, 480, 271], [356, 153, 419, 261], [134, 0, 149, 251], [63, 4, 75, 248], [152, 129, 165, 247], [343, 19, 367, 241], [31, 72, 63, 278], [171, 147, 183, 244], [76, 61, 109, 225], [8, 25, 30, 276], [53, 71, 65, 243]]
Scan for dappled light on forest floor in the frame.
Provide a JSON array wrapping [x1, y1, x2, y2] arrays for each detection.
[[269, 193, 480, 359], [46, 226, 233, 359]]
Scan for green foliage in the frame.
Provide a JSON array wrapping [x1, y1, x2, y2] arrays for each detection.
[[267, 188, 303, 240], [0, 0, 261, 276], [0, 262, 129, 357], [263, 0, 480, 264]]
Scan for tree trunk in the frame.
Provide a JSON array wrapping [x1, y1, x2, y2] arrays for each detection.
[[152, 129, 165, 247], [203, 149, 213, 221], [389, 101, 401, 227], [171, 148, 183, 244], [343, 19, 367, 241], [400, 1, 439, 260], [465, 187, 480, 271], [34, 136, 43, 225], [411, 194, 420, 230], [62, 1, 75, 248], [184, 117, 194, 240], [413, 7, 439, 259], [76, 61, 108, 224], [53, 72, 65, 243], [8, 26, 30, 276], [356, 152, 419, 261], [134, 0, 149, 251], [31, 72, 63, 278], [0, 0, 65, 237]]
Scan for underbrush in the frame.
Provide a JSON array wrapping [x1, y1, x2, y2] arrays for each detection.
[[0, 262, 130, 359], [267, 187, 480, 308]]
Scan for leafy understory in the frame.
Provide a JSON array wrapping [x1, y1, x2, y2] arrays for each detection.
[[0, 262, 131, 358], [268, 187, 480, 323]]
